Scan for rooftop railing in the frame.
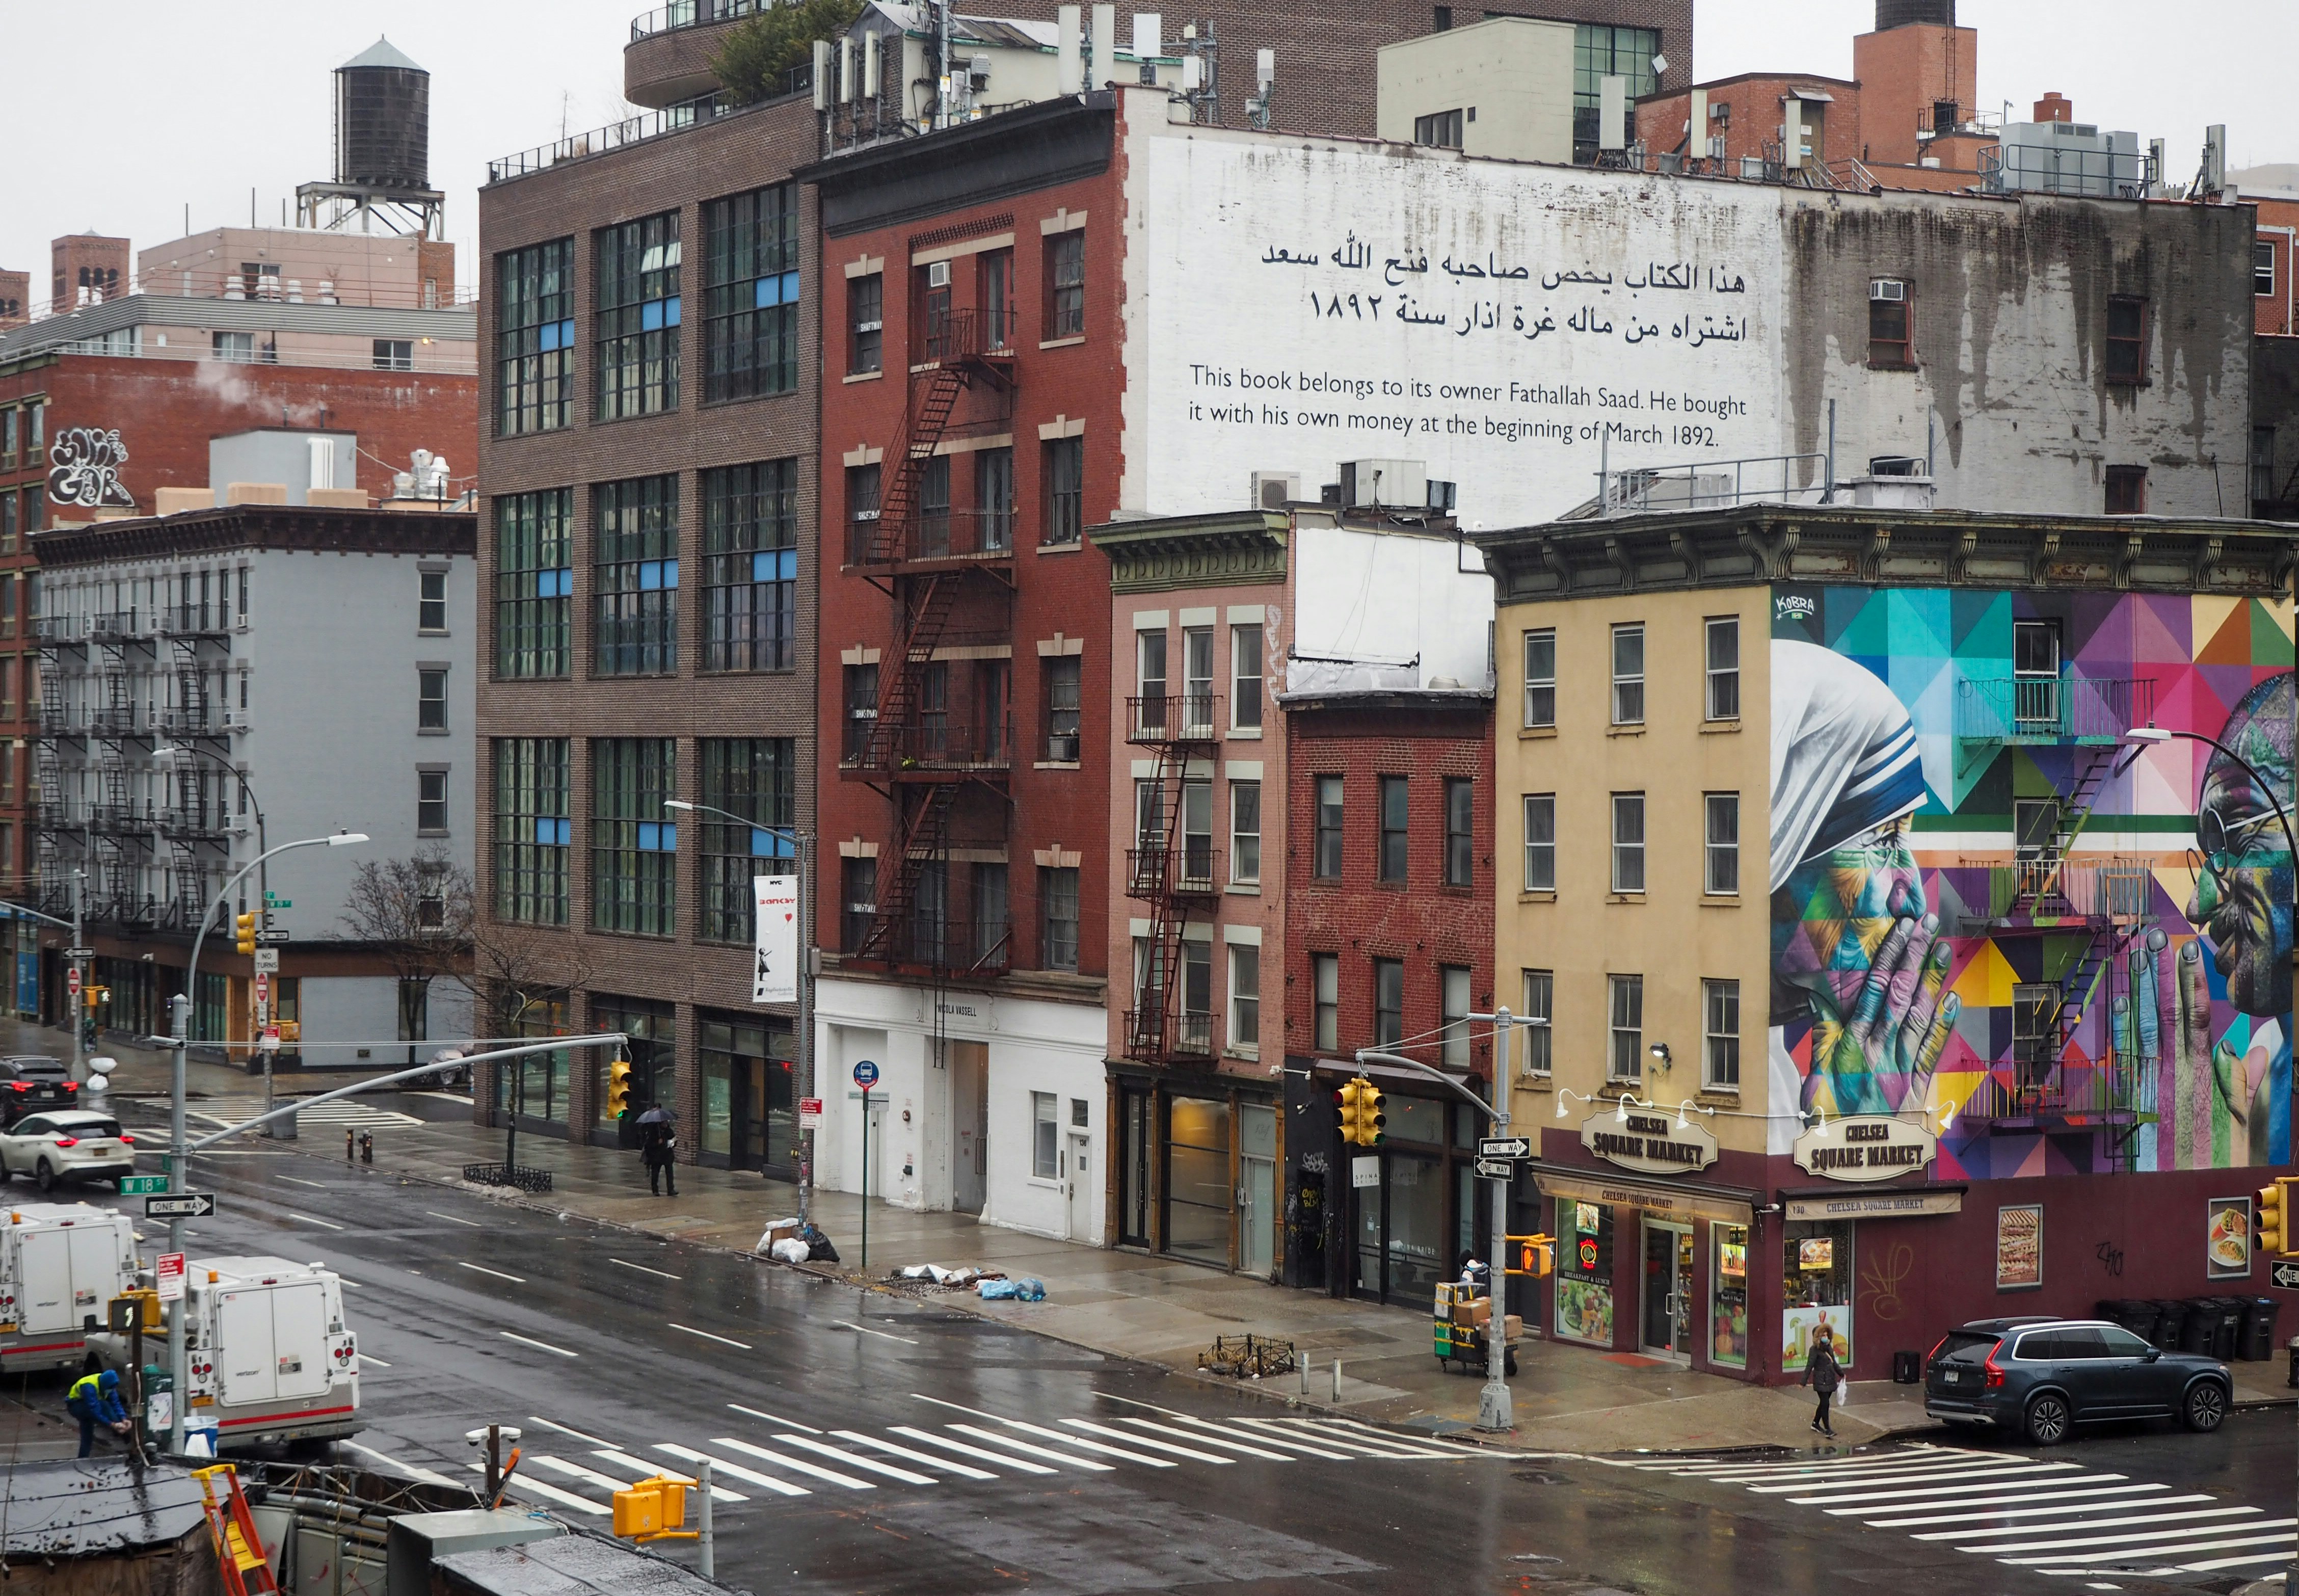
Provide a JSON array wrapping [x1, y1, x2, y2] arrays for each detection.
[[489, 75, 810, 183], [630, 0, 770, 39]]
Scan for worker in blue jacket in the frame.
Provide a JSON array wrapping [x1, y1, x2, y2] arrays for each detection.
[[67, 1368, 132, 1457]]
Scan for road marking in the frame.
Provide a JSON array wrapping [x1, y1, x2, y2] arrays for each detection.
[[609, 1258, 681, 1280], [478, 1464, 609, 1517], [1682, 1448, 1983, 1479], [1859, 1486, 2192, 1526], [344, 1440, 462, 1487], [459, 1261, 527, 1284], [357, 1354, 391, 1369], [840, 1319, 918, 1344], [655, 1443, 810, 1498], [500, 1331, 578, 1358], [425, 1210, 484, 1227], [2181, 1547, 2299, 1573], [709, 1437, 875, 1489], [1165, 1415, 1357, 1460], [278, 1176, 328, 1189], [1309, 1418, 1493, 1458], [1058, 1418, 1234, 1465], [985, 1418, 1173, 1467], [337, 1279, 364, 1289], [1759, 1460, 2073, 1496], [945, 1422, 1114, 1472], [668, 1323, 752, 1350], [886, 1425, 1055, 1476], [527, 1415, 617, 1447], [529, 1455, 631, 1492], [1239, 1418, 1450, 1459], [773, 1433, 937, 1484], [1787, 1470, 2119, 1507], [1944, 1507, 2263, 1549], [841, 1429, 1000, 1480], [591, 1451, 745, 1503], [730, 1402, 818, 1432], [1988, 1518, 2297, 1561], [2004, 1526, 2299, 1568], [286, 1212, 345, 1230], [1110, 1417, 1297, 1461]]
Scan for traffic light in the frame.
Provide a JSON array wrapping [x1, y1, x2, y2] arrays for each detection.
[[606, 1056, 633, 1120], [1335, 1079, 1364, 1145], [2261, 1178, 2297, 1257], [234, 912, 258, 955], [1359, 1080, 1385, 1146], [1507, 1233, 1556, 1278], [84, 985, 108, 1011], [610, 1475, 687, 1539]]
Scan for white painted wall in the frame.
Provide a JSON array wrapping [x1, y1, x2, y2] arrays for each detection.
[[1286, 521, 1495, 696], [1375, 17, 1575, 165]]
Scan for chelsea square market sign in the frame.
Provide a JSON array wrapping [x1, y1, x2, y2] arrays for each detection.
[[1793, 1116, 1938, 1184], [1582, 1107, 1719, 1177]]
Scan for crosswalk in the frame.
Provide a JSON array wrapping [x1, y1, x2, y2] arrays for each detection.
[[1627, 1443, 2296, 1580], [187, 1095, 423, 1132], [482, 1404, 1490, 1517]]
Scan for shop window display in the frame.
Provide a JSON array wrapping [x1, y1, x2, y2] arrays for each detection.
[[1555, 1199, 1615, 1344], [1782, 1218, 1854, 1368], [1710, 1223, 1749, 1368]]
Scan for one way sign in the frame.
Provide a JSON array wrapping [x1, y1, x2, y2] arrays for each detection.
[[2274, 1260, 2299, 1291], [144, 1193, 217, 1220]]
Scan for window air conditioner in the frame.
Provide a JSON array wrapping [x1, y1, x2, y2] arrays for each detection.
[[927, 260, 951, 288], [1870, 279, 1907, 303], [1047, 734, 1080, 762]]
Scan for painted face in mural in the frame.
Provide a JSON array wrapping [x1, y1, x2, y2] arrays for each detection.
[[2186, 673, 2295, 1020]]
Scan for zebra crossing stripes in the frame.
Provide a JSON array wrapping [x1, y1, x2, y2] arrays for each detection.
[[1628, 1444, 2298, 1579], [189, 1095, 422, 1131]]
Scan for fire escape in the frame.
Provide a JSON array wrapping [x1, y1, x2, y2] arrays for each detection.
[[842, 304, 1017, 977], [32, 613, 86, 915], [158, 593, 235, 928], [1123, 690, 1222, 1061], [86, 604, 158, 929]]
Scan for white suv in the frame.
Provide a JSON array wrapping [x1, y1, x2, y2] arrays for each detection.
[[0, 1110, 138, 1191]]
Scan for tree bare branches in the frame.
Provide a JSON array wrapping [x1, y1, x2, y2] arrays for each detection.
[[340, 850, 594, 1040]]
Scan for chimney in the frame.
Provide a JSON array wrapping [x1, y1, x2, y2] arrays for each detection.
[[2033, 92, 2072, 124]]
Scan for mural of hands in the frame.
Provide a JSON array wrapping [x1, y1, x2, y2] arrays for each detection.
[[1803, 893, 1961, 1118]]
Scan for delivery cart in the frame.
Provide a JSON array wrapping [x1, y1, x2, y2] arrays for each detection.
[[1434, 1281, 1519, 1376]]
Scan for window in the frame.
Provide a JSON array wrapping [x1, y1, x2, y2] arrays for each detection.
[[702, 183, 800, 402], [978, 248, 1013, 350], [1610, 792, 1646, 893], [699, 738, 796, 944], [1045, 231, 1085, 338], [1313, 953, 1339, 1051], [1231, 624, 1262, 729], [0, 494, 14, 556], [2013, 981, 2056, 1073], [917, 456, 951, 557], [1229, 944, 1260, 1051], [593, 738, 676, 936], [594, 475, 679, 676], [1136, 628, 1167, 733], [701, 459, 798, 671], [1440, 966, 1471, 1070], [372, 339, 413, 371], [419, 569, 448, 632], [1704, 792, 1740, 895], [1518, 970, 1553, 1075], [1378, 775, 1408, 883], [846, 461, 881, 564], [1180, 779, 1214, 884], [1608, 974, 1643, 1081], [494, 488, 573, 678], [1042, 655, 1080, 760], [1705, 616, 1740, 720], [1041, 865, 1079, 970], [1414, 109, 1465, 149], [847, 271, 883, 374], [1611, 624, 1644, 724], [2256, 425, 2280, 509], [2105, 465, 2147, 516], [1522, 629, 1556, 727], [496, 238, 575, 435], [1315, 776, 1344, 879], [1443, 777, 1473, 887], [1229, 780, 1261, 884], [417, 668, 448, 731], [841, 856, 877, 952], [1374, 957, 1404, 1048], [595, 211, 681, 419], [1703, 978, 1741, 1088], [1043, 436, 1084, 544], [493, 737, 569, 925], [417, 769, 449, 835], [1181, 941, 1213, 1049], [2105, 296, 2148, 384], [1522, 794, 1555, 891], [1868, 286, 1912, 367], [1032, 1092, 1059, 1179], [1, 409, 14, 469], [2258, 240, 2279, 298], [972, 862, 1008, 965], [1571, 23, 1659, 161], [843, 662, 878, 761], [1182, 627, 1214, 731], [975, 447, 1013, 552]]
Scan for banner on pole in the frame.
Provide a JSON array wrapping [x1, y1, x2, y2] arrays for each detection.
[[752, 875, 800, 1004]]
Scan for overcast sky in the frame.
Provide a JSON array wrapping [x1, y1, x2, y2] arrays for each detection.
[[3, 0, 2293, 307]]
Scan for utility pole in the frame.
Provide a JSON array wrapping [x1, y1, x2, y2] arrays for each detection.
[[69, 869, 84, 1080]]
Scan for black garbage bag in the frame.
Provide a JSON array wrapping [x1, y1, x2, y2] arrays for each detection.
[[804, 1223, 841, 1264]]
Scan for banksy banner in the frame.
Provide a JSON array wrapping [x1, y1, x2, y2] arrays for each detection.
[[47, 428, 135, 510], [752, 875, 799, 1005]]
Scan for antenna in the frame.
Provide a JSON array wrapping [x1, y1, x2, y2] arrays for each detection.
[[1091, 4, 1116, 87], [813, 40, 831, 112], [1133, 12, 1161, 84], [1175, 18, 1221, 123], [1246, 47, 1274, 129], [1057, 5, 1082, 95]]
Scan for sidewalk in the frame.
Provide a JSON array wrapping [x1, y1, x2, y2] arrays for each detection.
[[35, 1015, 2294, 1456]]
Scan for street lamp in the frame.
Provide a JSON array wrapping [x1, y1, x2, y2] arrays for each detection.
[[663, 799, 817, 1224], [167, 830, 366, 1452]]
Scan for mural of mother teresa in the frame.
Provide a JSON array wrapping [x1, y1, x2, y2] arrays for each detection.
[[1770, 641, 1958, 1119]]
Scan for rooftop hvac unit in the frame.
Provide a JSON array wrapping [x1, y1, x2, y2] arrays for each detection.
[[1249, 471, 1300, 510], [1337, 459, 1426, 509], [1870, 279, 1907, 302]]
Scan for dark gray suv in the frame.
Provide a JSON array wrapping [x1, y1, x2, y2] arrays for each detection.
[[1924, 1316, 2231, 1445]]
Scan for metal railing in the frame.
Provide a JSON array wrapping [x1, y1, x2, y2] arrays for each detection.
[[489, 76, 810, 183], [1954, 674, 2153, 743], [849, 506, 1020, 567], [847, 718, 1015, 772], [1598, 454, 1833, 517], [630, 0, 768, 39], [1965, 856, 2154, 920], [40, 338, 477, 377], [1126, 695, 1223, 744], [1960, 1057, 2144, 1126], [1124, 1006, 1216, 1059], [1125, 845, 1223, 900], [912, 307, 1015, 368], [864, 918, 1013, 976]]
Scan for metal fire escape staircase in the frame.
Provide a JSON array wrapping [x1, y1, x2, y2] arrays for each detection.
[[1124, 697, 1221, 1061]]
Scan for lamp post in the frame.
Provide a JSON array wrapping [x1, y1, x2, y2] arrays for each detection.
[[167, 830, 367, 1452], [664, 800, 815, 1222]]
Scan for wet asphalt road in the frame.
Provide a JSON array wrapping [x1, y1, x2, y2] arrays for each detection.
[[36, 1118, 2296, 1596]]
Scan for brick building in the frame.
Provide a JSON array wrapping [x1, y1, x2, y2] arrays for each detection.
[[472, 86, 823, 1174], [2248, 184, 2299, 519]]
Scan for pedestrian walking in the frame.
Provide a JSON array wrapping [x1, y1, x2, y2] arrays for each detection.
[[641, 1120, 677, 1197], [1802, 1328, 1841, 1438], [66, 1368, 132, 1458]]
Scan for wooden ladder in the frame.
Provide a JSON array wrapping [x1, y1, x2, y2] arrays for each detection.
[[193, 1465, 280, 1596]]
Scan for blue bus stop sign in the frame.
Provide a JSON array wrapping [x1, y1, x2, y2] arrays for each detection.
[[852, 1059, 880, 1089]]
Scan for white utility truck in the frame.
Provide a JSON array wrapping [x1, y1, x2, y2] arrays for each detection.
[[0, 1203, 139, 1372]]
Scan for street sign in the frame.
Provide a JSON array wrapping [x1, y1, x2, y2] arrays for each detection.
[[263, 894, 291, 908], [2275, 1260, 2299, 1291], [852, 1059, 879, 1089], [252, 948, 279, 974], [253, 974, 271, 1004], [798, 1097, 824, 1129], [119, 1176, 167, 1195], [260, 1027, 280, 1052], [64, 946, 94, 960], [66, 968, 81, 998], [254, 930, 290, 945], [1351, 1155, 1380, 1189], [144, 1193, 217, 1219], [1474, 1158, 1518, 1180], [1478, 1137, 1532, 1159], [155, 1252, 186, 1302]]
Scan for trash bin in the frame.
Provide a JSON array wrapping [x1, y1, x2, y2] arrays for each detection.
[[1892, 1349, 1922, 1384], [2241, 1297, 2280, 1362], [2098, 1298, 2160, 1345], [2288, 1335, 2299, 1390], [2151, 1299, 2188, 1351], [2178, 1298, 2214, 1353], [2209, 1297, 2246, 1361]]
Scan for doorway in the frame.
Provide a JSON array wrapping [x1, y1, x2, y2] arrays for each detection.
[[950, 1040, 986, 1214], [1066, 1129, 1093, 1242], [1239, 1104, 1276, 1277], [1642, 1220, 1693, 1357]]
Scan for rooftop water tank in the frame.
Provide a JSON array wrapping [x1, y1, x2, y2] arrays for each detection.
[[1875, 0, 1955, 28], [335, 37, 430, 191]]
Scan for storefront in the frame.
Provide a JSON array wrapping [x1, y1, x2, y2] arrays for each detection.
[[1111, 1069, 1282, 1276], [696, 1010, 795, 1176], [1534, 1166, 1760, 1371]]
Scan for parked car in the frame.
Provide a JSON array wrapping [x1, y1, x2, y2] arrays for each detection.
[[0, 1057, 77, 1126], [1924, 1315, 2232, 1444], [0, 1110, 137, 1191]]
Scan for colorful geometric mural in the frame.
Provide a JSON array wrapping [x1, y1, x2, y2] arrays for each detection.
[[1768, 587, 2294, 1180]]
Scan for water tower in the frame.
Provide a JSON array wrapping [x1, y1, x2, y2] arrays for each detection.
[[296, 38, 445, 237]]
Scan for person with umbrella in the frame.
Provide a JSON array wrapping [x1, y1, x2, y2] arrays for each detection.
[[636, 1105, 678, 1197]]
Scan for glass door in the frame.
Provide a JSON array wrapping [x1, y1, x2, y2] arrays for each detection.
[[1239, 1105, 1276, 1276], [1642, 1220, 1693, 1355]]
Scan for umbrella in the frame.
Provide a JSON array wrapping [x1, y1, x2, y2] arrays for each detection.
[[633, 1105, 675, 1126]]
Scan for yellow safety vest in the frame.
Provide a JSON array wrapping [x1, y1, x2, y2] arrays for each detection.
[[69, 1371, 106, 1405]]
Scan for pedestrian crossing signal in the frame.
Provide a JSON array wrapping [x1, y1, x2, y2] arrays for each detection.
[[2260, 1177, 2297, 1257], [606, 1057, 633, 1120], [610, 1475, 688, 1539], [234, 913, 258, 955], [1506, 1233, 1555, 1278]]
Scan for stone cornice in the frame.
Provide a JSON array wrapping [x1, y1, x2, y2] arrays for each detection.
[[31, 504, 476, 568], [1089, 511, 1289, 594]]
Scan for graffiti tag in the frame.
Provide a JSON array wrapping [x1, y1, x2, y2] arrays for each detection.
[[46, 428, 135, 510]]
